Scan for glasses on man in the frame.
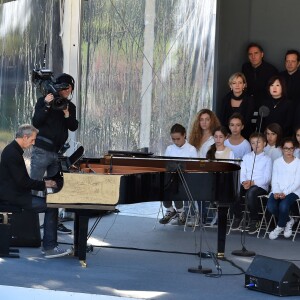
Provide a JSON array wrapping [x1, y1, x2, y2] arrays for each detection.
[[282, 147, 295, 152]]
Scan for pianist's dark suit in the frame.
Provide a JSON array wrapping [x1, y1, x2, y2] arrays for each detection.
[[0, 140, 58, 251]]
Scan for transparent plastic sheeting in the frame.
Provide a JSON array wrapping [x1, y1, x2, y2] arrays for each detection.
[[0, 0, 216, 157]]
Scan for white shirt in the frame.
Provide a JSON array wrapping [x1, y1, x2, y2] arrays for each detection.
[[240, 151, 272, 192], [165, 141, 198, 158], [215, 147, 235, 160], [271, 156, 300, 198], [198, 136, 214, 158], [264, 144, 282, 162], [294, 148, 300, 159], [224, 138, 251, 159]]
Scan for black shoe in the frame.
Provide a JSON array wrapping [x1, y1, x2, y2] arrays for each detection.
[[59, 216, 74, 222], [57, 223, 72, 234], [159, 210, 177, 224], [248, 220, 260, 234], [231, 218, 242, 230]]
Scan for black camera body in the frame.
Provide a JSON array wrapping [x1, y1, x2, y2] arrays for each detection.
[[32, 68, 70, 110]]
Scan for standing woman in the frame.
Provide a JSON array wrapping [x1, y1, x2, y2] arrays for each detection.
[[267, 137, 300, 240], [219, 72, 255, 139], [262, 75, 293, 136], [189, 109, 221, 158]]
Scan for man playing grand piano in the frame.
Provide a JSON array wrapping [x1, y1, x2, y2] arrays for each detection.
[[0, 124, 72, 258]]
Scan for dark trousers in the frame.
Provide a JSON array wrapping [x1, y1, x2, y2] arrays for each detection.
[[30, 196, 58, 250], [233, 185, 267, 221]]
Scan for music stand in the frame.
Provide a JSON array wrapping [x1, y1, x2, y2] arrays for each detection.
[[166, 162, 212, 274]]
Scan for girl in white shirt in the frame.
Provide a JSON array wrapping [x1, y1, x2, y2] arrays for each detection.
[[206, 126, 235, 160], [206, 126, 235, 225], [267, 138, 300, 240], [264, 123, 283, 162], [159, 124, 197, 226], [224, 112, 251, 159]]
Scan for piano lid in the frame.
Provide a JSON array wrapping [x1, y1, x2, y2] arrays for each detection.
[[80, 155, 241, 173]]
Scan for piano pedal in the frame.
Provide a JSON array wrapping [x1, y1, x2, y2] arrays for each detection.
[[86, 244, 93, 253]]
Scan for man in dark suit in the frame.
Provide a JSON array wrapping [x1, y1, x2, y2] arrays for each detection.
[[0, 124, 71, 258], [279, 49, 300, 129], [242, 42, 278, 110], [279, 49, 300, 103]]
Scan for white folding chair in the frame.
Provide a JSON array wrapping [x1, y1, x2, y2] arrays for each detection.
[[291, 199, 300, 242]]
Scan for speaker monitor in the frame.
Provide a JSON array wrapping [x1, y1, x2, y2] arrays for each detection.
[[245, 255, 300, 296]]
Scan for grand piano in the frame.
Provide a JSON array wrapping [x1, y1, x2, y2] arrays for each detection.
[[47, 152, 240, 266]]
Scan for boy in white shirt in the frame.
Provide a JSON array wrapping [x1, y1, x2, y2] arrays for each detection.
[[159, 124, 197, 225], [231, 132, 272, 234]]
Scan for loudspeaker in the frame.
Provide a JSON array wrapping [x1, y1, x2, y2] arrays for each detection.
[[245, 255, 300, 296], [9, 211, 41, 247]]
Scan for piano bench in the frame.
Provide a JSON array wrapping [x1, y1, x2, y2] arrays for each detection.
[[0, 204, 22, 258]]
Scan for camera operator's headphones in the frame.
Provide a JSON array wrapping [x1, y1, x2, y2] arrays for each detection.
[[56, 73, 75, 91]]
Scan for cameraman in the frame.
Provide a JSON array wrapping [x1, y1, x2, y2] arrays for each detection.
[[31, 73, 78, 234]]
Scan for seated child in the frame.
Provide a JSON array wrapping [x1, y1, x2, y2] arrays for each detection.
[[231, 132, 272, 234], [206, 126, 235, 225], [159, 123, 197, 225], [206, 126, 234, 160], [264, 123, 283, 162], [267, 137, 300, 240], [224, 113, 251, 159]]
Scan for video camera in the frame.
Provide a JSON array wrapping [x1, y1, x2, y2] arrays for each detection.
[[32, 68, 70, 110]]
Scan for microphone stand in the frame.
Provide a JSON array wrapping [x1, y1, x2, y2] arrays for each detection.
[[174, 164, 212, 274], [232, 107, 268, 257]]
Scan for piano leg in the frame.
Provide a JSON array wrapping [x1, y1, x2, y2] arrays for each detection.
[[217, 205, 229, 258], [73, 212, 89, 267]]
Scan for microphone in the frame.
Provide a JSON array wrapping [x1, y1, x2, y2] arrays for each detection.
[[257, 105, 270, 134], [258, 105, 270, 118]]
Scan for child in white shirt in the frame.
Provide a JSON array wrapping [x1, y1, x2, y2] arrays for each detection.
[[264, 123, 283, 162], [159, 124, 197, 226], [206, 126, 235, 160], [231, 132, 272, 234], [267, 137, 300, 240], [224, 113, 251, 159]]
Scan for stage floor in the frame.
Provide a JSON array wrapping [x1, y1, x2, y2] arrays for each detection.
[[1, 202, 299, 300]]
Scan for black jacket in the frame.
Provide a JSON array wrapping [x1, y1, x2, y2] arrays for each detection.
[[0, 140, 45, 208], [219, 92, 255, 139], [242, 61, 278, 109], [279, 69, 300, 104], [32, 96, 78, 152], [262, 96, 294, 136]]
